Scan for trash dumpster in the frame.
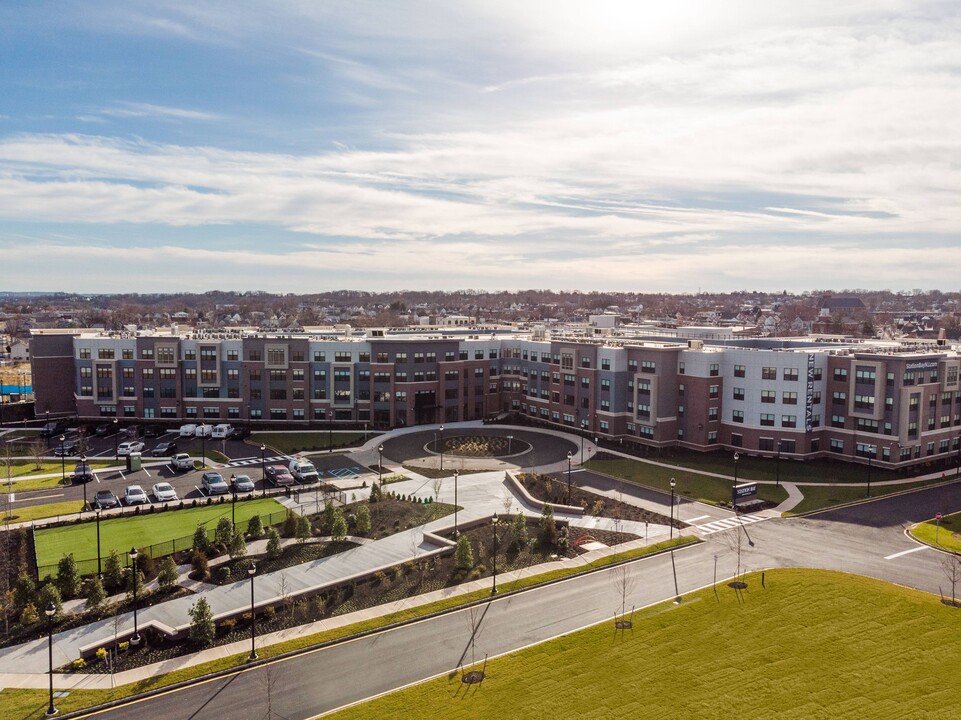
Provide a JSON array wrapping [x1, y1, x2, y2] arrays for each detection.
[[126, 452, 142, 472]]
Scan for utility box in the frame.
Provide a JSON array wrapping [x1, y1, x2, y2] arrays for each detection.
[[126, 452, 142, 472]]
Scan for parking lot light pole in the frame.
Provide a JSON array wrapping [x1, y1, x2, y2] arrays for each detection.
[[670, 477, 676, 541], [112, 418, 119, 460], [378, 444, 384, 487], [129, 547, 140, 645], [95, 507, 102, 576], [45, 601, 57, 716], [732, 452, 740, 516], [248, 563, 257, 661], [567, 451, 573, 505], [491, 514, 501, 595], [328, 411, 333, 454], [59, 435, 65, 485], [439, 424, 444, 472], [231, 482, 237, 531], [453, 470, 459, 538], [260, 444, 266, 497], [867, 450, 873, 498], [199, 423, 206, 469], [80, 454, 88, 510]]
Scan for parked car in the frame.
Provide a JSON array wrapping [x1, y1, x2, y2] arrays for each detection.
[[211, 424, 233, 439], [170, 453, 194, 471], [264, 464, 296, 487], [53, 440, 77, 456], [179, 424, 198, 438], [228, 426, 251, 440], [143, 425, 163, 438], [123, 485, 149, 505], [39, 420, 67, 438], [194, 424, 213, 438], [151, 441, 178, 457], [117, 441, 145, 456], [152, 482, 178, 502], [123, 425, 140, 439], [93, 489, 119, 510], [72, 462, 94, 483], [201, 471, 229, 495], [94, 423, 112, 436], [230, 473, 256, 493]]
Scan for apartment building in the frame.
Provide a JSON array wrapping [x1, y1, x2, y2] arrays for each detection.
[[30, 328, 961, 471]]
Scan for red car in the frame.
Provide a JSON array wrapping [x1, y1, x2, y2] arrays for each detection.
[[264, 464, 296, 487]]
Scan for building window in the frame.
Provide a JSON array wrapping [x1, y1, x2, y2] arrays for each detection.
[[834, 368, 848, 381], [734, 365, 746, 378], [761, 390, 776, 403], [783, 391, 798, 405], [760, 413, 775, 426], [783, 368, 799, 381], [733, 387, 745, 401], [709, 363, 719, 377], [781, 415, 797, 428], [762, 367, 777, 380], [732, 410, 744, 423], [641, 361, 656, 373], [709, 385, 719, 399]]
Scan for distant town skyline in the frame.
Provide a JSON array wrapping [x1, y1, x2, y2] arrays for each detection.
[[1, 1, 958, 293]]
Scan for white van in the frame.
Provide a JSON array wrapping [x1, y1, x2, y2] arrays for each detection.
[[195, 424, 213, 438], [211, 424, 233, 439], [288, 458, 320, 482], [179, 424, 198, 438]]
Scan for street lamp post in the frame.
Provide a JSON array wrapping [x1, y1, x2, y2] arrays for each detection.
[[453, 470, 459, 538], [199, 423, 206, 469], [129, 547, 140, 645], [328, 410, 333, 453], [439, 424, 444, 472], [491, 514, 501, 595], [80, 454, 87, 510], [112, 418, 119, 460], [45, 601, 57, 716], [507, 435, 513, 455], [670, 477, 676, 541], [248, 563, 257, 661], [231, 480, 237, 531], [59, 435, 65, 486], [866, 449, 873, 498], [95, 507, 102, 576], [567, 451, 573, 505], [378, 444, 384, 487], [260, 444, 266, 497], [732, 452, 740, 516], [775, 440, 781, 487], [956, 433, 960, 478]]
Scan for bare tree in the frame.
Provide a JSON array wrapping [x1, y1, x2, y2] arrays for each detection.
[[278, 570, 293, 619], [723, 522, 748, 591], [432, 476, 443, 502], [942, 555, 961, 607], [501, 492, 513, 516]]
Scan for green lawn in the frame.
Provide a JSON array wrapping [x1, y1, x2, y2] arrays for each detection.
[[585, 457, 789, 505], [3, 499, 86, 525], [329, 569, 961, 720], [34, 498, 287, 572], [251, 431, 373, 454], [1, 459, 114, 481], [911, 511, 961, 553]]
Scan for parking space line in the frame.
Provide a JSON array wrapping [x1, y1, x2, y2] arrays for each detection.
[[884, 546, 927, 560], [686, 514, 712, 523]]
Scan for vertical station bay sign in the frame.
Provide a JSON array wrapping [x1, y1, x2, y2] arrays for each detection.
[[805, 353, 816, 433]]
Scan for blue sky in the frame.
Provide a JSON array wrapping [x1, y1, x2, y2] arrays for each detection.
[[1, 1, 959, 293]]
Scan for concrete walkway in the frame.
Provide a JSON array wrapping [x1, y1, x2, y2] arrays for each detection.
[[774, 482, 805, 513]]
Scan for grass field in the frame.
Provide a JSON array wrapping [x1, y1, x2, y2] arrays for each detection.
[[3, 499, 86, 525], [788, 480, 937, 515], [34, 498, 287, 570], [911, 511, 961, 553], [329, 569, 961, 720], [585, 457, 789, 505], [1, 459, 114, 481], [252, 431, 372, 454]]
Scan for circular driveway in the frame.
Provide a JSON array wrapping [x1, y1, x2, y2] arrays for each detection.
[[379, 427, 578, 468]]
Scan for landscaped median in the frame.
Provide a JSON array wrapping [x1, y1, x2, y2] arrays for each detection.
[[326, 568, 961, 720], [910, 510, 961, 554], [0, 535, 697, 720]]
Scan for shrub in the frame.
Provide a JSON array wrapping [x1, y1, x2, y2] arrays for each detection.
[[103, 550, 124, 591], [188, 597, 216, 646], [511, 512, 528, 549], [192, 524, 212, 555], [455, 534, 474, 570], [13, 572, 35, 613], [216, 566, 232, 584], [295, 515, 312, 543], [266, 528, 283, 560], [331, 508, 348, 542], [157, 556, 179, 590], [191, 550, 210, 579], [229, 529, 247, 558], [19, 602, 39, 626], [219, 617, 237, 634], [85, 575, 107, 611], [95, 647, 108, 664], [538, 504, 558, 546], [282, 510, 298, 538], [246, 514, 264, 539], [72, 658, 87, 670], [263, 605, 276, 620], [37, 583, 63, 619], [369, 482, 382, 503], [55, 554, 81, 599], [135, 548, 156, 578], [355, 504, 371, 535], [214, 517, 233, 548]]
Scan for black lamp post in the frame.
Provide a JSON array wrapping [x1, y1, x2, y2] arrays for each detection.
[[956, 433, 960, 478], [378, 444, 384, 487], [45, 410, 50, 447], [59, 435, 65, 486], [260, 444, 266, 497], [866, 448, 873, 498], [566, 451, 573, 505], [45, 600, 57, 716], [453, 470, 459, 538], [491, 514, 501, 595], [328, 410, 333, 454], [112, 418, 119, 459], [199, 423, 206, 469], [439, 424, 444, 471], [775, 440, 781, 487], [248, 563, 257, 661], [95, 507, 102, 576], [507, 435, 513, 455], [80, 454, 88, 510], [732, 452, 740, 516], [129, 547, 140, 645], [669, 477, 676, 541], [231, 479, 237, 531]]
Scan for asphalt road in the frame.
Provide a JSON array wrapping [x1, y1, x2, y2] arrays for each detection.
[[78, 481, 961, 720]]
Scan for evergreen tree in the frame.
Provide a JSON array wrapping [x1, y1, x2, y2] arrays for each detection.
[[331, 508, 348, 541], [322, 499, 336, 532], [265, 527, 282, 560], [511, 512, 528, 549], [538, 504, 558, 546], [103, 550, 124, 591], [229, 529, 247, 558], [188, 597, 216, 646], [85, 576, 106, 611], [281, 510, 298, 537], [12, 572, 35, 613], [355, 504, 371, 535], [368, 481, 382, 503], [295, 515, 312, 543], [246, 514, 264, 539], [56, 554, 81, 599], [36, 583, 63, 619], [214, 517, 233, 548], [455, 534, 474, 570], [157, 556, 179, 589], [193, 524, 212, 555], [19, 602, 39, 626]]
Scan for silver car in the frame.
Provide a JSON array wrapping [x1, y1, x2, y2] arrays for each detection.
[[123, 485, 149, 505], [152, 482, 178, 502]]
